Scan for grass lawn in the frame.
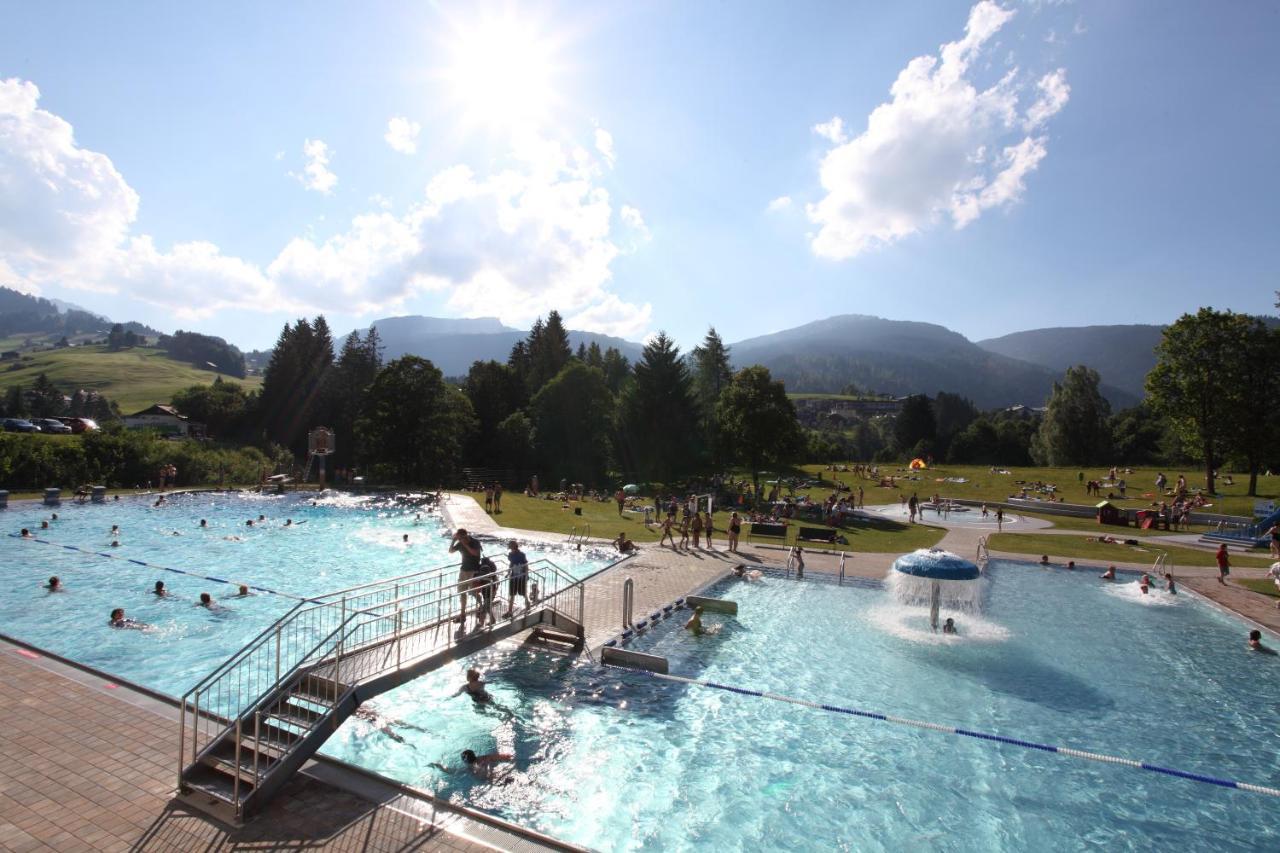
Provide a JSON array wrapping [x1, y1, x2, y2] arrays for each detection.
[[803, 463, 1277, 519], [475, 492, 946, 553], [1237, 578, 1279, 598], [0, 345, 260, 412], [987, 532, 1277, 569]]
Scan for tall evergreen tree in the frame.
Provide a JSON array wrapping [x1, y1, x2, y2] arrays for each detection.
[[618, 332, 700, 483], [1031, 366, 1112, 466], [600, 346, 631, 394], [690, 327, 733, 467], [526, 311, 572, 391], [258, 316, 335, 453], [463, 360, 528, 465], [530, 362, 614, 486]]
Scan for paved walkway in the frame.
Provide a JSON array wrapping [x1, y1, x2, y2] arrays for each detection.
[[0, 643, 559, 853]]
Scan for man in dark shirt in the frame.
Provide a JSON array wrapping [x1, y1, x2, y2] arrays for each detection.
[[450, 528, 481, 626]]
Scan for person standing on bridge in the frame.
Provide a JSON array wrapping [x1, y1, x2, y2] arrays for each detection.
[[450, 528, 482, 628], [504, 540, 530, 618]]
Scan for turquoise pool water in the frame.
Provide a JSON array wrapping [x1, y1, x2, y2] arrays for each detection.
[[323, 561, 1280, 851], [0, 491, 612, 692], [865, 502, 1028, 528]]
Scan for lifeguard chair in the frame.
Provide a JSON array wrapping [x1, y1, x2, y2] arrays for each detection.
[[306, 427, 335, 488]]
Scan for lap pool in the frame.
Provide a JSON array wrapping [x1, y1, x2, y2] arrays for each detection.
[[0, 490, 613, 693]]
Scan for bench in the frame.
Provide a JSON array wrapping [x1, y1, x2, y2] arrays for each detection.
[[747, 522, 788, 542], [797, 526, 838, 544]]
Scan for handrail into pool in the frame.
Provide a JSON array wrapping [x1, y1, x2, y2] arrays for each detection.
[[976, 536, 990, 568], [837, 551, 847, 585], [178, 558, 586, 822]]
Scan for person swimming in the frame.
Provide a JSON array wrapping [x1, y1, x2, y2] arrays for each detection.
[[1100, 565, 1116, 581], [1248, 629, 1276, 654], [110, 524, 120, 536], [352, 704, 425, 744], [153, 580, 169, 597], [1039, 555, 1050, 566], [453, 668, 491, 702], [431, 748, 514, 779], [45, 576, 62, 592], [1066, 561, 1076, 571], [108, 608, 148, 630], [235, 584, 251, 597], [20, 528, 31, 538], [198, 592, 221, 610], [1164, 572, 1177, 594], [110, 539, 121, 547], [199, 519, 207, 528], [1139, 573, 1151, 594], [685, 605, 705, 635], [732, 564, 763, 582], [40, 520, 49, 529], [942, 617, 957, 635]]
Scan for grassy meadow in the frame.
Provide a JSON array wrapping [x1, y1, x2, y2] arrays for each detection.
[[0, 345, 260, 412]]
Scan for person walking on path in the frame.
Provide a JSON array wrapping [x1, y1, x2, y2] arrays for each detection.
[[659, 515, 676, 548], [615, 488, 626, 517], [1216, 543, 1231, 585]]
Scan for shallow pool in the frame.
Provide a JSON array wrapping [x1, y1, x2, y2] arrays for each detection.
[[0, 491, 613, 693], [324, 560, 1280, 851], [864, 501, 1028, 529]]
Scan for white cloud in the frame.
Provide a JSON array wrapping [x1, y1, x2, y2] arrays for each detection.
[[619, 204, 650, 245], [767, 195, 793, 213], [805, 1, 1069, 259], [384, 116, 421, 154], [594, 127, 615, 167], [812, 117, 847, 144], [294, 138, 337, 194], [1024, 68, 1070, 130], [566, 294, 652, 339], [0, 77, 651, 337]]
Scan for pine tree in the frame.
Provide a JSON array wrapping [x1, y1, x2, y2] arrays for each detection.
[[618, 332, 701, 483], [690, 327, 733, 467]]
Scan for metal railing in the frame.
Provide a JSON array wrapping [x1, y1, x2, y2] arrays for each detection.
[[1152, 551, 1172, 577], [565, 524, 592, 546], [622, 577, 635, 628], [976, 536, 990, 568], [837, 551, 847, 585], [178, 557, 584, 810]]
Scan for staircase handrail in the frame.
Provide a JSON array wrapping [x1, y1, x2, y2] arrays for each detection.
[[179, 558, 584, 791], [180, 559, 465, 705]]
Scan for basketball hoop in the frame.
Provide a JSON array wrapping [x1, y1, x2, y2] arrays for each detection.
[[308, 427, 335, 456]]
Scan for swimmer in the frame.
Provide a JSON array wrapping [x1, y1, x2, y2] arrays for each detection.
[[431, 749, 514, 779], [1248, 629, 1275, 654], [685, 606, 705, 636], [235, 584, 251, 597], [40, 520, 49, 529], [153, 581, 169, 597], [732, 564, 763, 582], [794, 547, 804, 578], [1139, 573, 1151, 594], [199, 519, 207, 528], [223, 535, 243, 542], [403, 534, 409, 544], [45, 576, 62, 592], [1039, 555, 1050, 566], [613, 532, 636, 553], [20, 528, 31, 538], [942, 617, 957, 635], [1164, 572, 1177, 594], [110, 525, 120, 536], [198, 592, 221, 610], [110, 539, 121, 547], [108, 608, 148, 630], [452, 668, 491, 702], [170, 530, 183, 536], [352, 704, 425, 744], [245, 519, 254, 527], [1066, 561, 1075, 571], [257, 514, 266, 522], [284, 519, 293, 527], [1100, 566, 1116, 581], [50, 513, 58, 521]]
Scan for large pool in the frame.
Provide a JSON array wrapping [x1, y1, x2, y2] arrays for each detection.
[[0, 490, 613, 693], [323, 561, 1279, 851]]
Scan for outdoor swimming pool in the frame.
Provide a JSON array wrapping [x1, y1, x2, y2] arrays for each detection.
[[323, 560, 1279, 851], [0, 491, 613, 692]]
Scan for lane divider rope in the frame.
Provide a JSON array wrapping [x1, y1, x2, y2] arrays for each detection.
[[9, 533, 304, 600], [605, 664, 1280, 798]]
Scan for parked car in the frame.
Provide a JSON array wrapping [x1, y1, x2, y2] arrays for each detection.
[[33, 418, 72, 434], [58, 417, 100, 434], [2, 418, 39, 433]]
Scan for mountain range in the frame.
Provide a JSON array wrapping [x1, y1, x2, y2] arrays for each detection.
[[342, 313, 1150, 410]]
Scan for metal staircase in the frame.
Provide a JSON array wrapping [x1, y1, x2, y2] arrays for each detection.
[[177, 558, 585, 823]]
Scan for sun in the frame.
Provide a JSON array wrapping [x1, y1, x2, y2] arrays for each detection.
[[440, 14, 563, 130]]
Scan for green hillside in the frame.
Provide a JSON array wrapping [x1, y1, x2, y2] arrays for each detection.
[[0, 345, 261, 413]]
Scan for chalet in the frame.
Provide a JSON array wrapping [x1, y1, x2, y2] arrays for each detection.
[[123, 404, 202, 437]]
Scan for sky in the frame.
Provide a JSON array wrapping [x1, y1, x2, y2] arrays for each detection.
[[1, 1, 1277, 351]]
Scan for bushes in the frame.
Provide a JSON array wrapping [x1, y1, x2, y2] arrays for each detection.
[[0, 428, 278, 489]]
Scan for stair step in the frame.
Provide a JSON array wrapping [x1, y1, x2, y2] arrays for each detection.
[[201, 751, 266, 787], [265, 703, 327, 732]]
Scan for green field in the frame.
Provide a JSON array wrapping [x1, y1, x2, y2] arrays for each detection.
[[1238, 578, 1280, 599], [0, 345, 260, 412], [804, 463, 1277, 519], [476, 492, 946, 553]]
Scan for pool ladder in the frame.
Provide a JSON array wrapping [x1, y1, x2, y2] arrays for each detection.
[[565, 524, 592, 547], [837, 551, 847, 585], [976, 536, 990, 569]]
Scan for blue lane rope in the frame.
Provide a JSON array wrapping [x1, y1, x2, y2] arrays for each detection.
[[9, 533, 304, 600], [606, 664, 1280, 799]]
